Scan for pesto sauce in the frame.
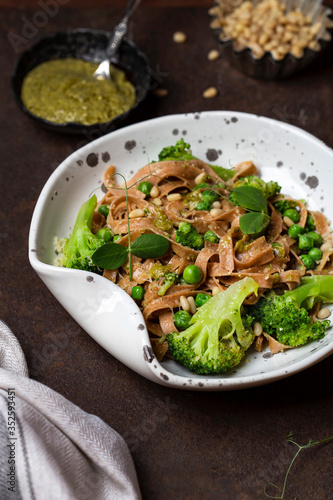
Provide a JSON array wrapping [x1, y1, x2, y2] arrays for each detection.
[[149, 263, 172, 280], [153, 208, 174, 233], [183, 191, 201, 210], [21, 58, 136, 125]]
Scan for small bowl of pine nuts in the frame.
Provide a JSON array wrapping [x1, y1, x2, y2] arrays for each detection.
[[209, 0, 333, 79]]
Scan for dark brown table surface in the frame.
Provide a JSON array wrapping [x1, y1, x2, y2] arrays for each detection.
[[1, 1, 333, 498]]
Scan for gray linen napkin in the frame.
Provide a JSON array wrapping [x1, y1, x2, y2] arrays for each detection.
[[0, 320, 141, 500]]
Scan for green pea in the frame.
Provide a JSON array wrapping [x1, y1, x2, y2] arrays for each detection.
[[183, 265, 203, 284], [308, 247, 322, 262], [305, 213, 316, 231], [306, 231, 323, 247], [283, 208, 300, 223], [201, 190, 219, 204], [301, 254, 315, 270], [298, 234, 314, 251], [195, 293, 210, 307], [173, 310, 192, 331], [113, 235, 122, 242], [138, 181, 153, 196], [98, 204, 109, 218], [131, 285, 145, 300], [288, 224, 304, 239], [298, 234, 313, 252], [196, 201, 211, 211], [96, 228, 112, 242]]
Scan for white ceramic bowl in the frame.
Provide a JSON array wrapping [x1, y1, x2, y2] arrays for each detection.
[[29, 111, 333, 390]]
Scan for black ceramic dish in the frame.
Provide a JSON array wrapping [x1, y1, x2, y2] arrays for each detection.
[[208, 38, 329, 79], [11, 29, 151, 135]]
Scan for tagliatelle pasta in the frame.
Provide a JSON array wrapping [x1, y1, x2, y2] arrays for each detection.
[[90, 155, 333, 361]]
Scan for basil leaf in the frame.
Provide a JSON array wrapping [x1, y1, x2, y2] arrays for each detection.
[[131, 234, 169, 259], [92, 242, 128, 269], [231, 186, 267, 212], [239, 212, 270, 235]]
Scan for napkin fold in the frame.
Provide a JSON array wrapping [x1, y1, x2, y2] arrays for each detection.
[[0, 319, 141, 500]]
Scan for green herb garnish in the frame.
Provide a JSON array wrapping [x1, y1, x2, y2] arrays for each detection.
[[230, 185, 267, 212], [239, 212, 270, 235], [92, 242, 129, 270], [92, 233, 169, 274], [229, 185, 270, 235], [92, 174, 169, 279], [131, 233, 169, 258], [264, 431, 333, 499]]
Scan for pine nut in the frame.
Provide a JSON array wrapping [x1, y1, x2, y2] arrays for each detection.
[[153, 198, 162, 206], [194, 172, 207, 185], [208, 49, 220, 61], [220, 0, 321, 61], [167, 193, 182, 202], [210, 208, 224, 217], [153, 88, 169, 97], [212, 286, 221, 296], [320, 242, 331, 252], [187, 296, 197, 315], [283, 216, 294, 227], [211, 201, 222, 209], [203, 87, 218, 99], [150, 185, 160, 198], [317, 307, 331, 320], [180, 295, 191, 312], [173, 31, 187, 43], [129, 208, 145, 218], [254, 322, 263, 336]]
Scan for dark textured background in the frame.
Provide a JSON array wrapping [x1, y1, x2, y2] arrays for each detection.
[[1, 1, 333, 498]]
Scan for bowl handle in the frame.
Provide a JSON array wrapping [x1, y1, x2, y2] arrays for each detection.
[[33, 264, 169, 384]]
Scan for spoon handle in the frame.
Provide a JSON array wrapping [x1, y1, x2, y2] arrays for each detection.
[[106, 0, 141, 59]]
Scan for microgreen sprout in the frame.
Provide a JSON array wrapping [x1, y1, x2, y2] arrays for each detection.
[[264, 431, 333, 499], [229, 185, 271, 235], [103, 164, 180, 196], [92, 173, 169, 280]]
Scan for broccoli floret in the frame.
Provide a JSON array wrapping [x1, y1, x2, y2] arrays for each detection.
[[228, 190, 239, 207], [246, 275, 333, 347], [233, 175, 281, 200], [265, 180, 281, 199], [273, 199, 297, 213], [61, 195, 107, 273], [175, 222, 204, 251], [158, 272, 179, 296], [157, 139, 235, 181], [167, 277, 259, 374], [158, 138, 194, 162]]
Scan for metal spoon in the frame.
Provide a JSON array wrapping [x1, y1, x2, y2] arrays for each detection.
[[93, 0, 141, 80]]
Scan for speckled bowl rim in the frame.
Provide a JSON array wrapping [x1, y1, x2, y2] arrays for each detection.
[[11, 28, 151, 135], [29, 111, 333, 390]]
